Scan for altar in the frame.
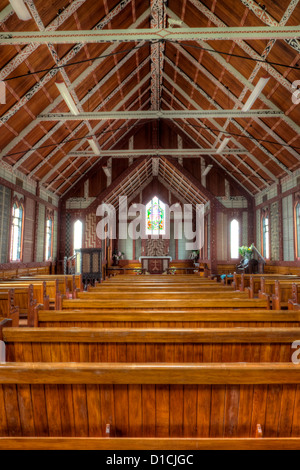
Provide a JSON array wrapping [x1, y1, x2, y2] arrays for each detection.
[[139, 256, 172, 274]]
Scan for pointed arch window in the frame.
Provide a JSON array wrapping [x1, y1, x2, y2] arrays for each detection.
[[295, 198, 300, 259], [10, 198, 24, 261], [73, 219, 83, 254], [230, 219, 240, 259], [146, 196, 165, 235]]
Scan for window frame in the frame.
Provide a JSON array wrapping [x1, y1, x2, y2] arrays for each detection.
[[294, 195, 300, 260], [229, 218, 241, 260], [9, 197, 24, 262], [45, 209, 54, 261], [146, 196, 166, 237], [261, 207, 270, 260], [73, 219, 84, 255]]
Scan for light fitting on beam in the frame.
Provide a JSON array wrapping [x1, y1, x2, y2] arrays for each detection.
[[202, 164, 213, 177], [55, 80, 80, 116], [242, 76, 270, 112], [87, 137, 101, 156], [168, 18, 183, 27], [9, 0, 31, 21], [216, 137, 231, 154]]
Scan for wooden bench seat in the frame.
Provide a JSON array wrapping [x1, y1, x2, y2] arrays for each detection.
[[234, 273, 300, 292], [0, 362, 299, 443], [59, 297, 270, 310], [0, 279, 66, 310], [3, 326, 300, 364], [258, 281, 300, 309], [76, 291, 250, 300], [19, 274, 82, 294], [36, 309, 300, 328]]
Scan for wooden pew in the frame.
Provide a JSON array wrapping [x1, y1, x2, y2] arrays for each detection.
[[0, 362, 299, 449], [58, 297, 271, 310], [234, 273, 300, 292], [0, 279, 65, 310], [19, 274, 83, 296], [0, 290, 19, 326], [76, 290, 250, 300], [35, 308, 298, 329], [259, 280, 300, 310], [0, 282, 49, 314], [3, 326, 300, 364], [0, 285, 37, 326]]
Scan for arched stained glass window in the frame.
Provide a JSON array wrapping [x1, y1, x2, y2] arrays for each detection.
[[146, 197, 165, 235], [10, 199, 24, 261], [295, 201, 300, 259]]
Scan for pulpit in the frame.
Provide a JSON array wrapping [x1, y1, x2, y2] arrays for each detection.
[[139, 256, 172, 274], [75, 248, 102, 288]]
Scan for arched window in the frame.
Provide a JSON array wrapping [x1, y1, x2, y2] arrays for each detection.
[[73, 219, 83, 254], [230, 219, 240, 259], [262, 209, 270, 259], [45, 211, 54, 261], [295, 200, 300, 259], [10, 199, 24, 261], [146, 196, 165, 235]]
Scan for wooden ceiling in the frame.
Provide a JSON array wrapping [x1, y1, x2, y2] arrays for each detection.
[[0, 0, 299, 197]]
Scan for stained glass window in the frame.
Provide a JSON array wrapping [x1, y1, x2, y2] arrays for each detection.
[[10, 200, 24, 261], [146, 197, 165, 235]]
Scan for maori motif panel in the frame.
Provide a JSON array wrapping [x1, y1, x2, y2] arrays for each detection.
[[146, 238, 166, 256], [85, 213, 97, 248]]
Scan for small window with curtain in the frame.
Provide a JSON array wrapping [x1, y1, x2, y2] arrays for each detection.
[[295, 198, 300, 259], [10, 198, 24, 262], [45, 210, 54, 261], [261, 208, 270, 260]]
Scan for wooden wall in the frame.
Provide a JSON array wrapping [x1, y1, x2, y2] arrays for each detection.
[[0, 180, 58, 269]]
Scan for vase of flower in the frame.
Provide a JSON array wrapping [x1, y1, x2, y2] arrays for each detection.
[[239, 245, 253, 260]]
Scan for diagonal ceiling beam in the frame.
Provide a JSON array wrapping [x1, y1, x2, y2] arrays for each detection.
[[162, 75, 280, 183], [166, 7, 300, 136], [164, 114, 257, 196], [161, 95, 266, 193], [240, 0, 300, 54], [186, 1, 297, 94], [164, 48, 300, 164], [30, 70, 151, 180], [0, 0, 137, 129], [40, 72, 151, 185]]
